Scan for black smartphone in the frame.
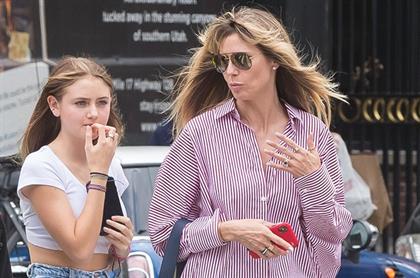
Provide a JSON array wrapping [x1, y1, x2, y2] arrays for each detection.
[[100, 177, 124, 236]]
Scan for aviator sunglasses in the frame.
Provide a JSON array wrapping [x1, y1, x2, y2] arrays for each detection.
[[211, 52, 253, 73]]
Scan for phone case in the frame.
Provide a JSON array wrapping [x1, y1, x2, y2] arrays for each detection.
[[249, 222, 299, 259], [99, 177, 124, 236]]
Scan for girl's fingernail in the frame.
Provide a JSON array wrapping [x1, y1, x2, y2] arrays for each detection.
[[288, 246, 294, 252]]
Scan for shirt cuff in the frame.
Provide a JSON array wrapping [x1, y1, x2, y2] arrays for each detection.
[[294, 163, 336, 209], [184, 209, 227, 253]]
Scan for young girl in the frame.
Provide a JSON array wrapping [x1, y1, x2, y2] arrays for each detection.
[[18, 57, 133, 277]]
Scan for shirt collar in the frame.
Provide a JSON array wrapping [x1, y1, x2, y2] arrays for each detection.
[[214, 98, 237, 120], [214, 98, 303, 126], [283, 101, 303, 125]]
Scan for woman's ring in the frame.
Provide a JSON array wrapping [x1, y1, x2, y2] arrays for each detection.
[[293, 146, 299, 153], [283, 158, 289, 168], [261, 247, 269, 256]]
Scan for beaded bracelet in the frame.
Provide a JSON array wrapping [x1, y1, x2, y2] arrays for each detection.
[[85, 181, 106, 193]]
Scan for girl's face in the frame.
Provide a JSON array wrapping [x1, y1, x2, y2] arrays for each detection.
[[218, 33, 278, 102], [48, 76, 112, 141]]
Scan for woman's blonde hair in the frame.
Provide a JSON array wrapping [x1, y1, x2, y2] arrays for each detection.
[[19, 56, 124, 160], [170, 6, 345, 135]]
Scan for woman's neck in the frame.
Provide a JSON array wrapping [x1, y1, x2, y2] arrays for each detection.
[[49, 133, 87, 164], [236, 94, 288, 134]]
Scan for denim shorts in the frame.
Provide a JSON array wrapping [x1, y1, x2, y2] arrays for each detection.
[[27, 263, 121, 278]]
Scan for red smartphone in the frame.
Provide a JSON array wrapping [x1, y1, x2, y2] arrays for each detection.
[[249, 222, 299, 259]]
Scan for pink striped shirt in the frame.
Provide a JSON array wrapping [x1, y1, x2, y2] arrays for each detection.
[[148, 99, 352, 277]]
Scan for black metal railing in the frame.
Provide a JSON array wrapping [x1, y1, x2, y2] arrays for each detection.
[[331, 0, 420, 253]]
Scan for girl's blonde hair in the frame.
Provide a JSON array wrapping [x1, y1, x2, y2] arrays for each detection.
[[20, 56, 124, 160], [170, 7, 345, 135]]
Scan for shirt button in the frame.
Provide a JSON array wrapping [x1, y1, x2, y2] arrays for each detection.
[[261, 196, 268, 202]]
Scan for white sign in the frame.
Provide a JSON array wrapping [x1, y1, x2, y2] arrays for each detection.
[[0, 62, 49, 156]]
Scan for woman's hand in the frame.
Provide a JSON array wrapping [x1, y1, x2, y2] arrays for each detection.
[[85, 123, 118, 174], [103, 215, 134, 259], [218, 219, 293, 260], [264, 132, 320, 178]]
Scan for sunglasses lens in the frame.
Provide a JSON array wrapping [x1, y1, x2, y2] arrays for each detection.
[[212, 55, 227, 73], [212, 53, 252, 73], [232, 53, 252, 70]]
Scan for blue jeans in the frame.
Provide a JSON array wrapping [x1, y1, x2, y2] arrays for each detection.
[[27, 263, 120, 277]]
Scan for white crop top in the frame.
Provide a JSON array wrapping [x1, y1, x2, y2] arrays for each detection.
[[17, 145, 129, 254]]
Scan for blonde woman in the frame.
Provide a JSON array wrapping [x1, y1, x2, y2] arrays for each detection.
[[18, 57, 133, 277], [148, 6, 352, 278]]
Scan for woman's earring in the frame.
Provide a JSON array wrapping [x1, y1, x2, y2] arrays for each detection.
[[51, 108, 59, 117], [272, 66, 278, 71]]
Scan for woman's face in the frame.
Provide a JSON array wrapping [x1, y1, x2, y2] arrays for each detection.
[[49, 76, 111, 141], [218, 33, 278, 102]]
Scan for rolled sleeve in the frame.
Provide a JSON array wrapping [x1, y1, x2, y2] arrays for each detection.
[[181, 209, 227, 258], [295, 164, 335, 210]]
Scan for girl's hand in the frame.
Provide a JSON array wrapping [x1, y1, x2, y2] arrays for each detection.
[[85, 123, 118, 173], [264, 132, 321, 178], [218, 219, 293, 260], [103, 216, 134, 259]]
